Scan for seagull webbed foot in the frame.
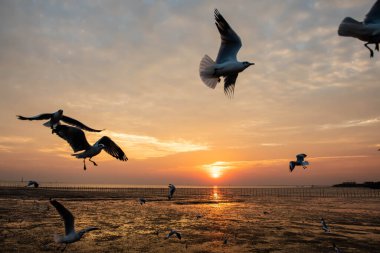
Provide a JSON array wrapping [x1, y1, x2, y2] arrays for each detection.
[[89, 158, 97, 166]]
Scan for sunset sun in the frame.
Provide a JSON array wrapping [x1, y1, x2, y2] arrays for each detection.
[[211, 166, 221, 178], [203, 161, 233, 179]]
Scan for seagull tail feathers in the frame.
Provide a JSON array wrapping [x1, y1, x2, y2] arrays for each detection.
[[338, 17, 362, 37], [43, 121, 52, 128], [199, 54, 219, 89]]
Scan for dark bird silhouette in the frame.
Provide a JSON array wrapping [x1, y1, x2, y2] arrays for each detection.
[[289, 154, 309, 172], [333, 242, 341, 253], [338, 0, 380, 57], [17, 109, 102, 133], [199, 9, 254, 97], [54, 125, 127, 170], [166, 229, 181, 240], [50, 199, 99, 252], [321, 217, 330, 232], [139, 198, 146, 205], [168, 184, 176, 200], [26, 180, 39, 188]]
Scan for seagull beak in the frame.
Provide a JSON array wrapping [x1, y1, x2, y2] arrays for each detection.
[[249, 62, 255, 66]]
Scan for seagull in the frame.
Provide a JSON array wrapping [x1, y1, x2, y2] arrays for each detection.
[[199, 9, 254, 97], [321, 218, 330, 232], [223, 234, 228, 244], [168, 184, 176, 200], [50, 199, 99, 252], [17, 109, 103, 133], [139, 198, 146, 205], [289, 153, 309, 172], [166, 229, 181, 240], [333, 243, 341, 253], [26, 180, 39, 188], [54, 125, 128, 170], [338, 0, 380, 57]]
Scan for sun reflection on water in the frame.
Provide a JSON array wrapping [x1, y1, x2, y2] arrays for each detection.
[[212, 186, 220, 200]]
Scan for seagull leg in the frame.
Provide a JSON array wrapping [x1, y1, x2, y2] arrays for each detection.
[[365, 43, 374, 58], [89, 158, 98, 166], [376, 43, 379, 51], [83, 160, 87, 171]]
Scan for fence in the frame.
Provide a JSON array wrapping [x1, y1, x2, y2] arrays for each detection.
[[1, 185, 379, 199]]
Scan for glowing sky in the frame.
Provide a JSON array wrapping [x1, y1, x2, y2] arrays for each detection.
[[0, 0, 379, 185]]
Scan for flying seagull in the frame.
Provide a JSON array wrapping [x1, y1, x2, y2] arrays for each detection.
[[199, 9, 254, 97], [166, 229, 181, 240], [50, 199, 99, 252], [54, 125, 128, 170], [168, 184, 176, 200], [26, 180, 39, 188], [289, 154, 309, 172], [321, 218, 330, 232], [17, 109, 103, 133], [338, 0, 380, 57]]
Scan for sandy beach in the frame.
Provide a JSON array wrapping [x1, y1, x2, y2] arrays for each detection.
[[0, 187, 379, 252]]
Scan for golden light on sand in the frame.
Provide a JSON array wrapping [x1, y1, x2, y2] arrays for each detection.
[[212, 186, 220, 200]]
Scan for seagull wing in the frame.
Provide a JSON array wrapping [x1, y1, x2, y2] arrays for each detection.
[[17, 113, 52, 121], [296, 154, 306, 163], [97, 136, 128, 161], [289, 162, 295, 172], [364, 0, 380, 24], [79, 227, 99, 234], [50, 199, 75, 235], [214, 9, 242, 64], [61, 116, 103, 132], [175, 232, 182, 239], [54, 125, 91, 152], [224, 73, 238, 97]]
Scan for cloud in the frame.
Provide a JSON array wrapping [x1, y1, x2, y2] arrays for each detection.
[[260, 143, 284, 147], [202, 155, 369, 171], [319, 117, 380, 130], [106, 131, 209, 159], [0, 136, 33, 144], [0, 136, 34, 152]]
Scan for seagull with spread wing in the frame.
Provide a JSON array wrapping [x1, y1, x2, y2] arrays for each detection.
[[17, 109, 103, 133], [289, 154, 309, 172], [165, 229, 181, 240], [54, 125, 128, 170], [321, 217, 330, 232], [168, 183, 176, 200], [338, 0, 380, 57], [199, 9, 254, 97], [26, 180, 39, 188], [50, 198, 99, 252]]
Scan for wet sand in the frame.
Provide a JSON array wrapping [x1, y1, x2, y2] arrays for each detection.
[[0, 188, 379, 252]]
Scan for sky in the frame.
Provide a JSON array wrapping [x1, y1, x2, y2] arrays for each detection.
[[0, 0, 379, 186]]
